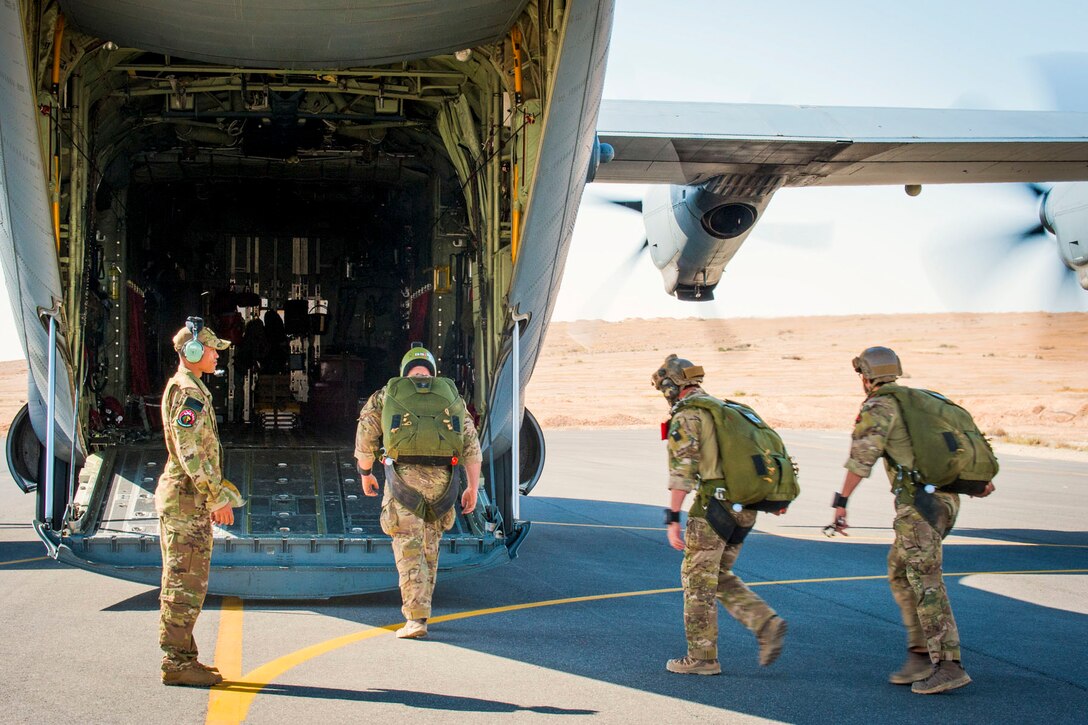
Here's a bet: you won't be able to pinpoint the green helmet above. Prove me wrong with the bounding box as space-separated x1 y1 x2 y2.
401 343 436 376
852 346 902 384
652 354 705 403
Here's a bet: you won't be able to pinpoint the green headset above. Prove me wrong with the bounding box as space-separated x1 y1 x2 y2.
183 317 206 363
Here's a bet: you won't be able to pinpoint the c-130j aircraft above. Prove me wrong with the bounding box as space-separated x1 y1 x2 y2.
3 0 1088 598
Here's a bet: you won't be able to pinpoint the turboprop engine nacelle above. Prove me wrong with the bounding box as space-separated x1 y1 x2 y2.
1040 182 1088 290
642 184 771 300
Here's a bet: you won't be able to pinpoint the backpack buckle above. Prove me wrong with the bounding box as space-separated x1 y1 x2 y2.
713 487 728 501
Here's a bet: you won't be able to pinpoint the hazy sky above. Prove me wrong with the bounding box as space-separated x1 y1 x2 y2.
1 0 1086 361
553 0 1088 320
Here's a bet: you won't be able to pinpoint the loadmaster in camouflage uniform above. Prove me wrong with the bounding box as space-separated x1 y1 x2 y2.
830 346 993 695
356 344 482 639
654 354 787 676
155 317 244 687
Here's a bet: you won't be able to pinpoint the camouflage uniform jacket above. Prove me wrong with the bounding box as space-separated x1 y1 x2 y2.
155 368 233 517
355 384 482 500
844 387 915 490
666 388 724 496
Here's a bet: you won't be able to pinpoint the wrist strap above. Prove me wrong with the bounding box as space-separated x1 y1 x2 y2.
664 508 681 525
832 492 849 509
360 466 373 476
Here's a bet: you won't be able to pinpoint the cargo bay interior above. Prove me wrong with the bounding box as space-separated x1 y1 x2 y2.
98 78 488 429
63 48 522 542
121 172 472 440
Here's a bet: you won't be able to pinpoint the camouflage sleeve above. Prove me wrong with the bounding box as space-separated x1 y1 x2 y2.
461 406 483 465
168 388 224 506
354 387 385 460
844 396 898 477
666 408 705 492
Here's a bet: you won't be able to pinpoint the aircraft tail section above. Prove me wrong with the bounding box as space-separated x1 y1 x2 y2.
0 2 81 471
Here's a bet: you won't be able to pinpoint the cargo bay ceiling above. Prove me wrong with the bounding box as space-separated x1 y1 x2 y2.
58 0 531 68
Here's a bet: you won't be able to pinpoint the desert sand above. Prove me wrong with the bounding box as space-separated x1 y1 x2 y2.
0 360 26 436
0 313 1085 450
526 312 1088 451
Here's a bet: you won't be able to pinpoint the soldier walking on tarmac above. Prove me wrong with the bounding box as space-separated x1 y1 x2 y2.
356 344 482 639
829 346 994 694
654 354 788 676
156 317 244 687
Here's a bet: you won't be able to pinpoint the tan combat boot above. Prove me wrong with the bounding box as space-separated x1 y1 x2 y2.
397 618 428 639
757 616 788 666
911 660 971 694
666 656 721 675
889 651 934 685
162 662 224 687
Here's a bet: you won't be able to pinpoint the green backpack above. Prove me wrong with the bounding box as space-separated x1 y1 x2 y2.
870 383 999 486
673 395 800 509
381 376 466 461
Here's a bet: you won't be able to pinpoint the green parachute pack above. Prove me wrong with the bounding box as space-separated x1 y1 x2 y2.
673 395 800 512
381 376 466 461
870 383 999 486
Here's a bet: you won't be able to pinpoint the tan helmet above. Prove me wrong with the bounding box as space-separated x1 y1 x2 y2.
652 354 705 402
852 346 902 384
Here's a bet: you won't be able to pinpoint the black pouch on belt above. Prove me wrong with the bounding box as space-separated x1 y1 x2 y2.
705 498 753 545
912 487 942 529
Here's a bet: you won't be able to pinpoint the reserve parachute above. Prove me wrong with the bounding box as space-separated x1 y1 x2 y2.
673 395 800 512
381 376 465 461
870 384 999 487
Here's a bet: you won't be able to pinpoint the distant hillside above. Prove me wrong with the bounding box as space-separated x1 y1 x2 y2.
527 312 1088 451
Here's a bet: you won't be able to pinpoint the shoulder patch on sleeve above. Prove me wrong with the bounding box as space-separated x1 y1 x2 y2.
182 396 205 412
176 408 197 428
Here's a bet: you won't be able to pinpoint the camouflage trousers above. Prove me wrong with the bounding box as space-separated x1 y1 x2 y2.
681 513 776 660
888 492 961 663
158 513 212 670
380 490 456 621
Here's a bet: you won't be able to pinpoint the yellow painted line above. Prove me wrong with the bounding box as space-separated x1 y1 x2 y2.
0 556 48 566
207 624 401 724
204 567 1088 724
215 598 245 678
208 597 245 722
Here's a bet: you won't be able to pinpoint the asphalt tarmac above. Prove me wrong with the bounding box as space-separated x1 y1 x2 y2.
1 429 1086 724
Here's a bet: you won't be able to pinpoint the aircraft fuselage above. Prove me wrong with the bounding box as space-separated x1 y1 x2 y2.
0 0 615 597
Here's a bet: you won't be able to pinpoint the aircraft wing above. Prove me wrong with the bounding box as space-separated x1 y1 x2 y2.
595 100 1088 189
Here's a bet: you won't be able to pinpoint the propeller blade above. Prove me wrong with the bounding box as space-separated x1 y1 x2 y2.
924 222 1048 309
1045 253 1087 310
1025 183 1049 200
608 199 643 214
573 238 651 324
598 238 650 297
1015 223 1047 243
